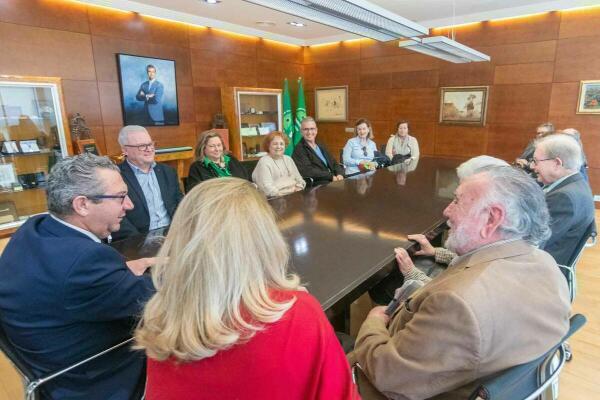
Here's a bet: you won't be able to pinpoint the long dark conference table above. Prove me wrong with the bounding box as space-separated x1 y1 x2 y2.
112 157 461 311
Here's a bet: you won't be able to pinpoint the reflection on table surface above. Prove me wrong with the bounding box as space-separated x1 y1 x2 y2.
112 157 461 310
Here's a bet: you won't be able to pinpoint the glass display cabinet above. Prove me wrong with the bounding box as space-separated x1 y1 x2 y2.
221 87 282 161
0 76 72 236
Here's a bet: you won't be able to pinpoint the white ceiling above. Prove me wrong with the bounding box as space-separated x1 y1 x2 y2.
85 0 599 45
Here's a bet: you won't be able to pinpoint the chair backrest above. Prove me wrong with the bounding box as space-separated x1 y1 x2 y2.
566 220 596 268
469 314 587 400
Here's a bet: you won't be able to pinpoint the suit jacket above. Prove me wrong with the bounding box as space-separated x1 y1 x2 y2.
352 240 570 400
186 155 250 192
544 172 595 266
292 138 345 184
113 161 183 241
0 214 155 399
136 80 164 123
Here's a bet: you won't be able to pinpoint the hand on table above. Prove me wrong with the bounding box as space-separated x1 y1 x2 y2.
407 234 435 257
394 247 415 276
333 175 344 181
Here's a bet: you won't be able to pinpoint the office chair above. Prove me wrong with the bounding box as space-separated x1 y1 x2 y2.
558 221 597 303
469 313 587 400
0 321 134 400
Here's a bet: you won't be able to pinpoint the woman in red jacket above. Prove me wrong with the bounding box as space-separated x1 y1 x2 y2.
135 177 359 400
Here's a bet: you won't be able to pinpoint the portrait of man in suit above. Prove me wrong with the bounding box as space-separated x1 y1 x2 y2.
117 54 179 127
136 64 165 125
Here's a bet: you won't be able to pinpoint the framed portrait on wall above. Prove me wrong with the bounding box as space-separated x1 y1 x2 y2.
577 80 600 114
439 86 488 126
315 86 348 122
116 53 180 126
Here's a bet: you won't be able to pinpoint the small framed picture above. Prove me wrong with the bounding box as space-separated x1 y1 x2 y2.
577 80 600 114
315 86 348 122
0 163 18 189
1 141 19 154
74 138 100 155
439 86 489 126
19 140 40 153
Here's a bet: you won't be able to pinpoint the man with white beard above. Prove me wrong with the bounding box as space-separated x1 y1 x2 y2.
350 166 571 400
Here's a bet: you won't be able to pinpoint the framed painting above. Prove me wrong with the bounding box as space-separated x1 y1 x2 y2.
577 80 600 114
315 86 348 122
116 53 179 126
439 86 488 126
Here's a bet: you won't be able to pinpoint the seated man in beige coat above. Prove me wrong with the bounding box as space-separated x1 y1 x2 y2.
351 166 571 400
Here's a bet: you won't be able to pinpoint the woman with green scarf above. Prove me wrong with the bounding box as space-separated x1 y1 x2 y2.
187 130 250 192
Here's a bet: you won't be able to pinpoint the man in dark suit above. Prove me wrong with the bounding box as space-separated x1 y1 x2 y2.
136 64 165 125
532 133 595 266
292 116 345 184
0 153 155 399
112 125 183 241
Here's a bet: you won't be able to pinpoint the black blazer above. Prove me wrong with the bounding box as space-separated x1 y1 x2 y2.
292 138 345 184
113 161 183 241
186 155 250 192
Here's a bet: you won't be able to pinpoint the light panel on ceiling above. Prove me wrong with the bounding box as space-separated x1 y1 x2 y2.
242 0 428 41
398 36 490 63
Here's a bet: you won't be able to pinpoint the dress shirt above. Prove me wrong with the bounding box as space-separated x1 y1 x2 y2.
50 213 101 243
385 134 420 160
342 137 377 174
313 145 329 167
127 160 170 230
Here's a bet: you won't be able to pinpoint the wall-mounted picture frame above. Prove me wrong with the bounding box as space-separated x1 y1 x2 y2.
315 86 348 122
577 80 600 114
439 86 488 126
116 53 179 126
74 138 100 155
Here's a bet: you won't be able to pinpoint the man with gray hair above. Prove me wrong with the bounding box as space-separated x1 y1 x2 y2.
532 133 595 266
0 153 155 399
352 166 570 399
113 125 183 241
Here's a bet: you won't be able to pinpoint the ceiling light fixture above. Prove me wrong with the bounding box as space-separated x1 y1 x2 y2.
203 0 222 4
242 0 428 41
398 0 490 63
256 21 277 27
398 36 490 63
287 21 306 27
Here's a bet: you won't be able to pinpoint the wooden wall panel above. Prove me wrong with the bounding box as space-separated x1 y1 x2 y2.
494 62 555 85
438 62 494 86
435 125 487 158
360 73 392 90
0 0 89 33
489 84 552 124
390 88 438 121
480 41 557 65
304 40 360 64
360 53 440 74
487 123 539 161
97 81 123 126
61 80 103 126
559 7 600 39
0 22 96 80
257 39 304 64
189 27 258 56
392 70 439 89
554 36 600 82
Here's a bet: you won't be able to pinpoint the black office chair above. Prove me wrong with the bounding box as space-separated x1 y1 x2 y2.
558 221 597 303
469 313 587 400
0 321 135 400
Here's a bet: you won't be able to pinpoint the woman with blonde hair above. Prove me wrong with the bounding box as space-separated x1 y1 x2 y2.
252 131 306 197
135 178 358 400
342 118 378 174
186 130 249 191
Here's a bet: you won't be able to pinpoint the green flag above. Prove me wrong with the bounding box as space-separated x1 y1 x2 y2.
292 77 306 153
282 79 294 155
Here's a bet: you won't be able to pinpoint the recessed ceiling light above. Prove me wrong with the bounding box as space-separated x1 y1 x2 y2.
203 0 221 4
287 21 306 27
256 21 276 27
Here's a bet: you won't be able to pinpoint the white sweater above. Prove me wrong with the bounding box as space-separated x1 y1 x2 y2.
252 155 306 197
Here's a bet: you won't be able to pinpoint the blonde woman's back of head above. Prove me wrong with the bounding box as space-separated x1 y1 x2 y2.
135 178 301 362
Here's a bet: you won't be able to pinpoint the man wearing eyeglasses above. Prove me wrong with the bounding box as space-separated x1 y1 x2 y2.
113 125 183 241
532 134 595 266
0 153 155 399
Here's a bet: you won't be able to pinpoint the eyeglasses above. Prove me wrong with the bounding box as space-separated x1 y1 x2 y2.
123 142 156 151
87 194 129 204
362 146 367 157
530 157 554 165
301 127 317 132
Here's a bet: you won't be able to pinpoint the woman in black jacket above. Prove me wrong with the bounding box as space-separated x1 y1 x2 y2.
187 130 250 192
